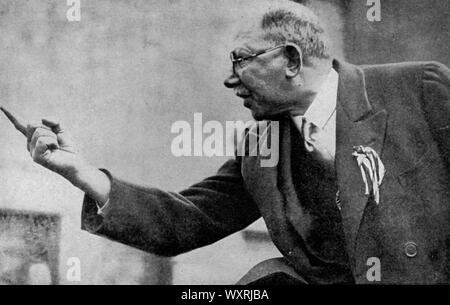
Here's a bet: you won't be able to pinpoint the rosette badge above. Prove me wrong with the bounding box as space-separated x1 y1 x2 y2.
352 145 385 204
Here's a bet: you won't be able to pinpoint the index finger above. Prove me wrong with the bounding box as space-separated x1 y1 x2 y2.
0 106 28 137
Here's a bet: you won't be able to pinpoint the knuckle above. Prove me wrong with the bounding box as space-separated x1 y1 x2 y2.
26 125 37 138
37 126 52 135
30 148 38 160
36 137 45 146
33 140 44 152
38 137 53 147
32 153 44 165
32 128 55 142
31 129 39 141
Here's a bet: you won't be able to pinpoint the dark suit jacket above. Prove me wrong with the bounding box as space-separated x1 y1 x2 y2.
81 60 450 284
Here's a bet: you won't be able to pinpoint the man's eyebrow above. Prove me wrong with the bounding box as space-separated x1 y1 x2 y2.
232 47 253 57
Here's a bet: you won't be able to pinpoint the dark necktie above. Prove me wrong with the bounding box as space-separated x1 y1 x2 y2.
301 116 341 210
301 116 336 174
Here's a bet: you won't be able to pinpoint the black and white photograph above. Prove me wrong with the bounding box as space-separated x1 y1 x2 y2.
0 0 449 293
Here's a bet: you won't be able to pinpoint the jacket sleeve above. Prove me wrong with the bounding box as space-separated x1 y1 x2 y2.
81 157 261 256
422 61 450 171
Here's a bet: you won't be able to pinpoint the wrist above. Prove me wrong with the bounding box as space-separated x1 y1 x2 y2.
71 160 111 204
64 156 92 188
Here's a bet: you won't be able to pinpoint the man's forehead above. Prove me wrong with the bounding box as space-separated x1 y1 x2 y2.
232 27 269 51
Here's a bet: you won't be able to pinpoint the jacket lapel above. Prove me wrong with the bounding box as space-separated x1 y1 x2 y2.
333 60 387 263
278 119 312 239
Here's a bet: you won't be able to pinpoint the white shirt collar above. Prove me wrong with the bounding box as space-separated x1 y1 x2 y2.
292 68 339 130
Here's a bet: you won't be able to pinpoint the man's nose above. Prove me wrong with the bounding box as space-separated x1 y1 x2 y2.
224 72 240 88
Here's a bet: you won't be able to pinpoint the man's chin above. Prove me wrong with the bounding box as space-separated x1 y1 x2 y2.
249 109 265 121
250 109 285 121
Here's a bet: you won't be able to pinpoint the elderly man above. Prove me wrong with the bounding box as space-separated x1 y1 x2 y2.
2 0 450 284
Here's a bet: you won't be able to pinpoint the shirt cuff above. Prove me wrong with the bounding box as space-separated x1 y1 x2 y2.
94 168 113 215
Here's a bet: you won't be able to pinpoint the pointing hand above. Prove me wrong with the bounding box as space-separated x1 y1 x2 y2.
1 106 78 178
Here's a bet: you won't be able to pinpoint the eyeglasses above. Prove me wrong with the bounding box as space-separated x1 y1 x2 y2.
230 44 286 72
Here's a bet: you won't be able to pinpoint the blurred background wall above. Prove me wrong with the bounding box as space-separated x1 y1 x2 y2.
343 0 450 66
0 0 448 284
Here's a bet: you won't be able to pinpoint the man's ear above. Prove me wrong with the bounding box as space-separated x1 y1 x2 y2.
284 44 303 79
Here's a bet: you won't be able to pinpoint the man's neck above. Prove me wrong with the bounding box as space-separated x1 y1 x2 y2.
289 64 333 117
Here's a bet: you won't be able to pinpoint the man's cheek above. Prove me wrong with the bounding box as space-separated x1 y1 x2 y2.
241 74 262 92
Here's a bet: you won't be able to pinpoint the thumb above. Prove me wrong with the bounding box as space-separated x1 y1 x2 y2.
41 118 75 153
42 118 63 133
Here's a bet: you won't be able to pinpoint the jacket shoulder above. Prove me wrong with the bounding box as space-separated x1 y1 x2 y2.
359 61 450 78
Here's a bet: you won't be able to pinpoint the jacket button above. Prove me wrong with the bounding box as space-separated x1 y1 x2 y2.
404 242 418 258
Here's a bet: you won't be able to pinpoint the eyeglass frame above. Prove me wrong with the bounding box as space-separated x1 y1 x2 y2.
229 43 303 74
